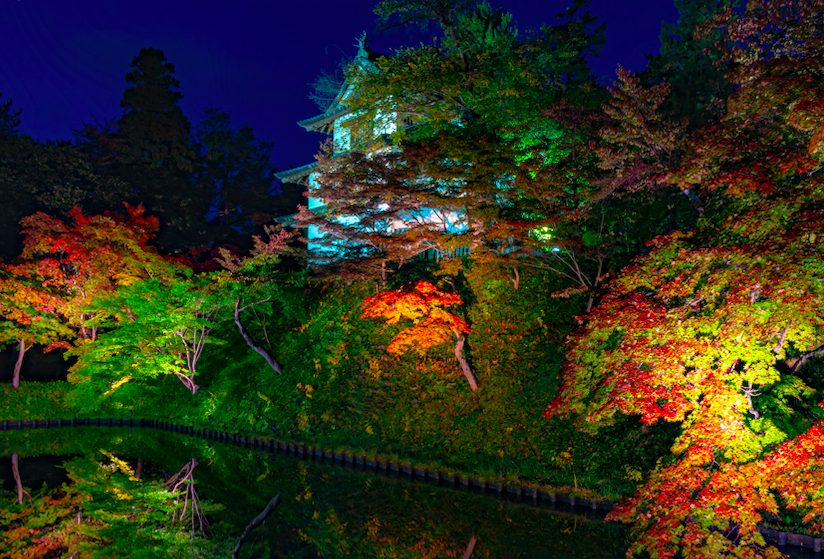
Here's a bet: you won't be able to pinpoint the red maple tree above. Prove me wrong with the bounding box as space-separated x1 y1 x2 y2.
17 204 174 342
547 2 823 555
361 280 477 391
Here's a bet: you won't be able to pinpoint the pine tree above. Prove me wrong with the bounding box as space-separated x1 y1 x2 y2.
0 91 22 140
113 48 204 251
195 109 276 246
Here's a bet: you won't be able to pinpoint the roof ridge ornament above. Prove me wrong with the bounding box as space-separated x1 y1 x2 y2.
355 31 368 59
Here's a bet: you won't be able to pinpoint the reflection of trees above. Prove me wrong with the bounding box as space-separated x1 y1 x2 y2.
1 433 627 558
232 495 280 559
165 458 206 535
10 453 29 504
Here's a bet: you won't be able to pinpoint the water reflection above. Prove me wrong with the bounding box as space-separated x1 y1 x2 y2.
0 428 635 557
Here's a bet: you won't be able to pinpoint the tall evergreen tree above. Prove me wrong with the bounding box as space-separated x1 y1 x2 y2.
643 0 731 128
0 92 22 140
113 48 204 251
195 109 276 246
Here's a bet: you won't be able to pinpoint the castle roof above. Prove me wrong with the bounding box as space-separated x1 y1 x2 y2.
273 161 316 184
295 32 381 134
276 34 381 184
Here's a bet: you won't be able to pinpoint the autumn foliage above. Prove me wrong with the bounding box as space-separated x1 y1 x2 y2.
546 9 824 553
547 197 824 557
361 281 477 391
0 2 822 558
16 204 172 341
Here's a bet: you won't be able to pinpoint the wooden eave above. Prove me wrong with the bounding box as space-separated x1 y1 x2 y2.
274 161 317 184
296 109 349 134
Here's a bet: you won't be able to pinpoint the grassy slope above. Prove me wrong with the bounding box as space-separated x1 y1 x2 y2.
0 266 676 500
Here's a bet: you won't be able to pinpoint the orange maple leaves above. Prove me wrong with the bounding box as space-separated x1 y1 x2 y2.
361 281 478 390
362 281 469 355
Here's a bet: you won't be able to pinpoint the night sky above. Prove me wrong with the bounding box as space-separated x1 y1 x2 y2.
0 0 678 175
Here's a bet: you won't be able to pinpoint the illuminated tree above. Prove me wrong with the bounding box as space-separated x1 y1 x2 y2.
595 67 686 203
361 281 476 391
302 1 610 285
0 453 226 558
17 204 174 343
547 182 823 556
0 127 128 259
0 265 70 388
546 4 824 551
216 224 303 375
68 274 221 398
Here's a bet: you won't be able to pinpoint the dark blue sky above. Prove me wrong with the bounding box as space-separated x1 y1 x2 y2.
0 0 677 172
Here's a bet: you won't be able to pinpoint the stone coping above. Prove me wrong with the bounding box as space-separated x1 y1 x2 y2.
2 418 822 554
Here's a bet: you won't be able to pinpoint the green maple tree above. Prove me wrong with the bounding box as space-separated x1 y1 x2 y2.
68 273 222 402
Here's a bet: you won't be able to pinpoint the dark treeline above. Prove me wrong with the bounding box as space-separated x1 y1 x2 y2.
0 48 299 260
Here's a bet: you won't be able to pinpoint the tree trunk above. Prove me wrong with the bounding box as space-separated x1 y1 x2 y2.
234 300 282 374
174 371 199 394
12 339 29 390
454 334 478 392
11 454 23 504
462 535 478 559
681 188 704 214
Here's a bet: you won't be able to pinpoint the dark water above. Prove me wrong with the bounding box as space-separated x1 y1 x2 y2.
0 427 628 558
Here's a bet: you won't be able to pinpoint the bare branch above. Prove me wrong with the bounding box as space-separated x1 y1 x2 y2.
232 495 281 559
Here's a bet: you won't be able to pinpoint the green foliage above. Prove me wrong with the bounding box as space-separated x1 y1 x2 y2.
0 427 631 559
0 382 75 420
0 450 228 558
3 5 821 559
547 38 824 555
68 273 224 405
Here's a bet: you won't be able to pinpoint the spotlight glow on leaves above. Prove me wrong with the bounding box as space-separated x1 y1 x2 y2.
361 281 477 390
